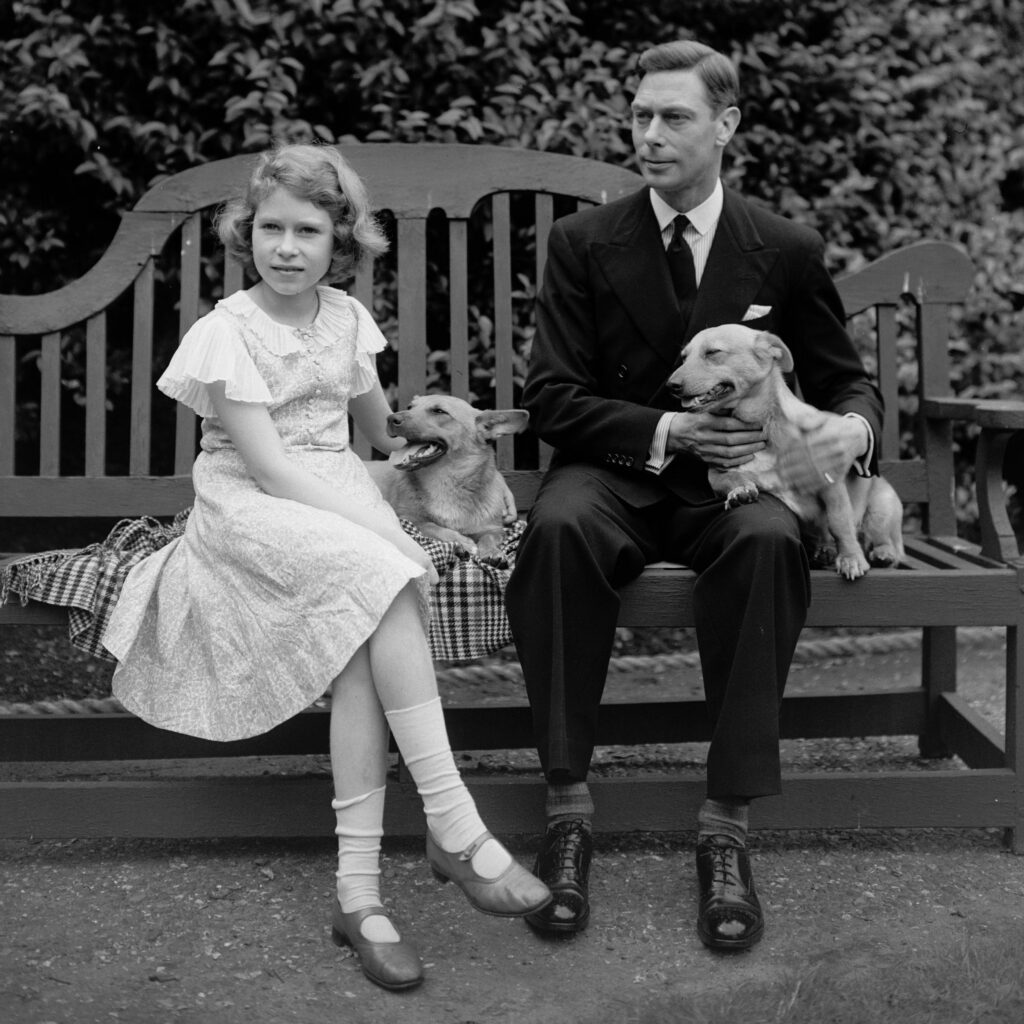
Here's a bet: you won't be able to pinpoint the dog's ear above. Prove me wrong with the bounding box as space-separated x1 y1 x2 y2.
755 332 794 373
476 409 530 440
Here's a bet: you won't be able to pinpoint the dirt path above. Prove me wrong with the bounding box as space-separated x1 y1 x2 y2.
2 634 1023 1023
2 828 1022 1024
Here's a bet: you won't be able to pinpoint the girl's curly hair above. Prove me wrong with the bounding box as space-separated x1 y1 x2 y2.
216 143 388 283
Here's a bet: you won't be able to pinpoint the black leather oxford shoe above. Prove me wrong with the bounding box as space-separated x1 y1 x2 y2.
695 835 764 950
524 818 593 934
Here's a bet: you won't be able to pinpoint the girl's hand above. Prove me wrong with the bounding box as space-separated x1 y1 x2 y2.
499 477 518 525
386 529 440 586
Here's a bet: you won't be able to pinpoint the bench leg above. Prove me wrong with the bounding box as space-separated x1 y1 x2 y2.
1004 623 1024 854
919 625 956 759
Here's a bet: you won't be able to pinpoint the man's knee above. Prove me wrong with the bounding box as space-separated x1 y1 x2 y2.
727 497 803 552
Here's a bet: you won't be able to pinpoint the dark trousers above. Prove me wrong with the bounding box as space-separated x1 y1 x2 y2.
504 463 811 800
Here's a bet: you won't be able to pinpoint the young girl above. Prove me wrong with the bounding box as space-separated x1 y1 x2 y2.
102 143 549 992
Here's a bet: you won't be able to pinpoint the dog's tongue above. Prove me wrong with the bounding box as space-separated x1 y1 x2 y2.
388 442 445 471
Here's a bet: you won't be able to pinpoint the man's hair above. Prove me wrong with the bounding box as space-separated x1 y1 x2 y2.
637 41 739 113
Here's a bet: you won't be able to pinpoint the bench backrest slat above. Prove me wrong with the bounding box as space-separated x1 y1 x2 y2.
396 217 429 405
448 218 471 402
0 145 973 541
492 194 516 469
129 263 156 476
84 313 107 477
0 337 14 475
875 306 900 461
39 332 62 477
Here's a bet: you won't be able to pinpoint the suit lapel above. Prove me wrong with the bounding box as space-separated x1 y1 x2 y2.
685 189 779 344
591 190 683 366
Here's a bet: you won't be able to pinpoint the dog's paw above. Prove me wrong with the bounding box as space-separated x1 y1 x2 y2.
475 533 503 562
724 484 759 509
808 543 837 569
866 543 901 568
835 552 870 580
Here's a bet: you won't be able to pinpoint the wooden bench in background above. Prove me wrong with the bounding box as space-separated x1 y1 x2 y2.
2 144 1023 846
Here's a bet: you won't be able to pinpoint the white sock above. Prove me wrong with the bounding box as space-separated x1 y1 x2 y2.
332 787 399 943
385 697 511 878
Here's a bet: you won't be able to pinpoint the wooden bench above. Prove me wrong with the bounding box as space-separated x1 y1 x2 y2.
2 144 1023 846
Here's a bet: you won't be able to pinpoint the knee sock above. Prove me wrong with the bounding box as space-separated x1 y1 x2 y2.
332 786 399 943
384 697 511 878
698 798 749 846
546 781 594 827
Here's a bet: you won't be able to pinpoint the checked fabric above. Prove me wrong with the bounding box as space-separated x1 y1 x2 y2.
0 513 526 667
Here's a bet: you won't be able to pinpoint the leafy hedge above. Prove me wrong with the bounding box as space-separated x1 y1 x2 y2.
2 0 1021 539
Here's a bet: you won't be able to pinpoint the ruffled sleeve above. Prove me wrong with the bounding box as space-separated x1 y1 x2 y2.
157 310 274 418
349 296 389 397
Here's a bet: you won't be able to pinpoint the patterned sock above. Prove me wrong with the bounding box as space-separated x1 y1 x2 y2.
697 798 749 847
546 781 595 827
332 786 399 943
385 697 511 878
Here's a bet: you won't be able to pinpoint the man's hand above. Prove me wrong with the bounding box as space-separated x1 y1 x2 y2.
777 413 870 492
666 411 766 469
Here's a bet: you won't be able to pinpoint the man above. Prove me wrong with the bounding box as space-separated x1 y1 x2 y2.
505 40 882 949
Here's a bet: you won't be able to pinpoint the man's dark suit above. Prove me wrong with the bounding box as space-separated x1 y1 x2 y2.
505 184 883 799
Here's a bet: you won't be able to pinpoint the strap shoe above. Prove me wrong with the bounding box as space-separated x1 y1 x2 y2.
330 902 424 991
426 831 552 917
695 835 764 950
524 818 593 934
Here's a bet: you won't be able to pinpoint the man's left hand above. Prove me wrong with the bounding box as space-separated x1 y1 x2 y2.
779 413 870 491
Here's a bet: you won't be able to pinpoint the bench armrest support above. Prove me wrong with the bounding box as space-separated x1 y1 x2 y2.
924 398 1024 564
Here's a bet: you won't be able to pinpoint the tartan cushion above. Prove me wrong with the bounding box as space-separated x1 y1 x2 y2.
0 512 524 665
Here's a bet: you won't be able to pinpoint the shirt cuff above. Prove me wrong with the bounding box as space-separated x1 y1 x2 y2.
645 412 676 474
845 412 874 477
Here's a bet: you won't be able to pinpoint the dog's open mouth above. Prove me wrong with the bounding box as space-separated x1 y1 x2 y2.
677 382 734 412
387 440 448 471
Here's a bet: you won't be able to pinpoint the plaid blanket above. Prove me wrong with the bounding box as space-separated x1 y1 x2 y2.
0 512 525 665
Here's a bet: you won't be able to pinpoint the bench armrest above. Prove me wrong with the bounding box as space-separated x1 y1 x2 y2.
923 397 1024 430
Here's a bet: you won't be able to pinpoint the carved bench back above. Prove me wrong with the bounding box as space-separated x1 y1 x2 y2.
0 144 972 538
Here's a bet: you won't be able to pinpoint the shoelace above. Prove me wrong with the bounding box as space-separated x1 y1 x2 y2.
707 841 742 890
551 822 588 875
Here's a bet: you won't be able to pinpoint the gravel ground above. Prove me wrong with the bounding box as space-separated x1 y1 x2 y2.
2 629 1022 1023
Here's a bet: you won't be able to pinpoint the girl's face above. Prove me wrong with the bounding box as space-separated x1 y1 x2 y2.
251 187 334 301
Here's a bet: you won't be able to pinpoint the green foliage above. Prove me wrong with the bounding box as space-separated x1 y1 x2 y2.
2 0 1022 531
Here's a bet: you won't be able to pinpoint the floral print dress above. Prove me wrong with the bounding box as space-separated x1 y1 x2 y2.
103 286 428 740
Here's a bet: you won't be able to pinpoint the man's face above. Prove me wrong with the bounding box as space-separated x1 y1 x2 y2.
631 68 739 211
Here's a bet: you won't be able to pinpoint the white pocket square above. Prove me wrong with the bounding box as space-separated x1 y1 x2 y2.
742 304 772 321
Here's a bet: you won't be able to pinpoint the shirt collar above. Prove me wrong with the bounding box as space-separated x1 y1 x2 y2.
649 180 724 237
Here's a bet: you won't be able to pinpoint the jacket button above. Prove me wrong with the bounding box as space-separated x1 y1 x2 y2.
617 364 628 379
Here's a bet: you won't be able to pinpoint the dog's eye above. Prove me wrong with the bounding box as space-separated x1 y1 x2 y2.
703 348 721 359
429 407 450 418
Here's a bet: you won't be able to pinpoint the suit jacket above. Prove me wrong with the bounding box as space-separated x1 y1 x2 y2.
523 185 884 505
